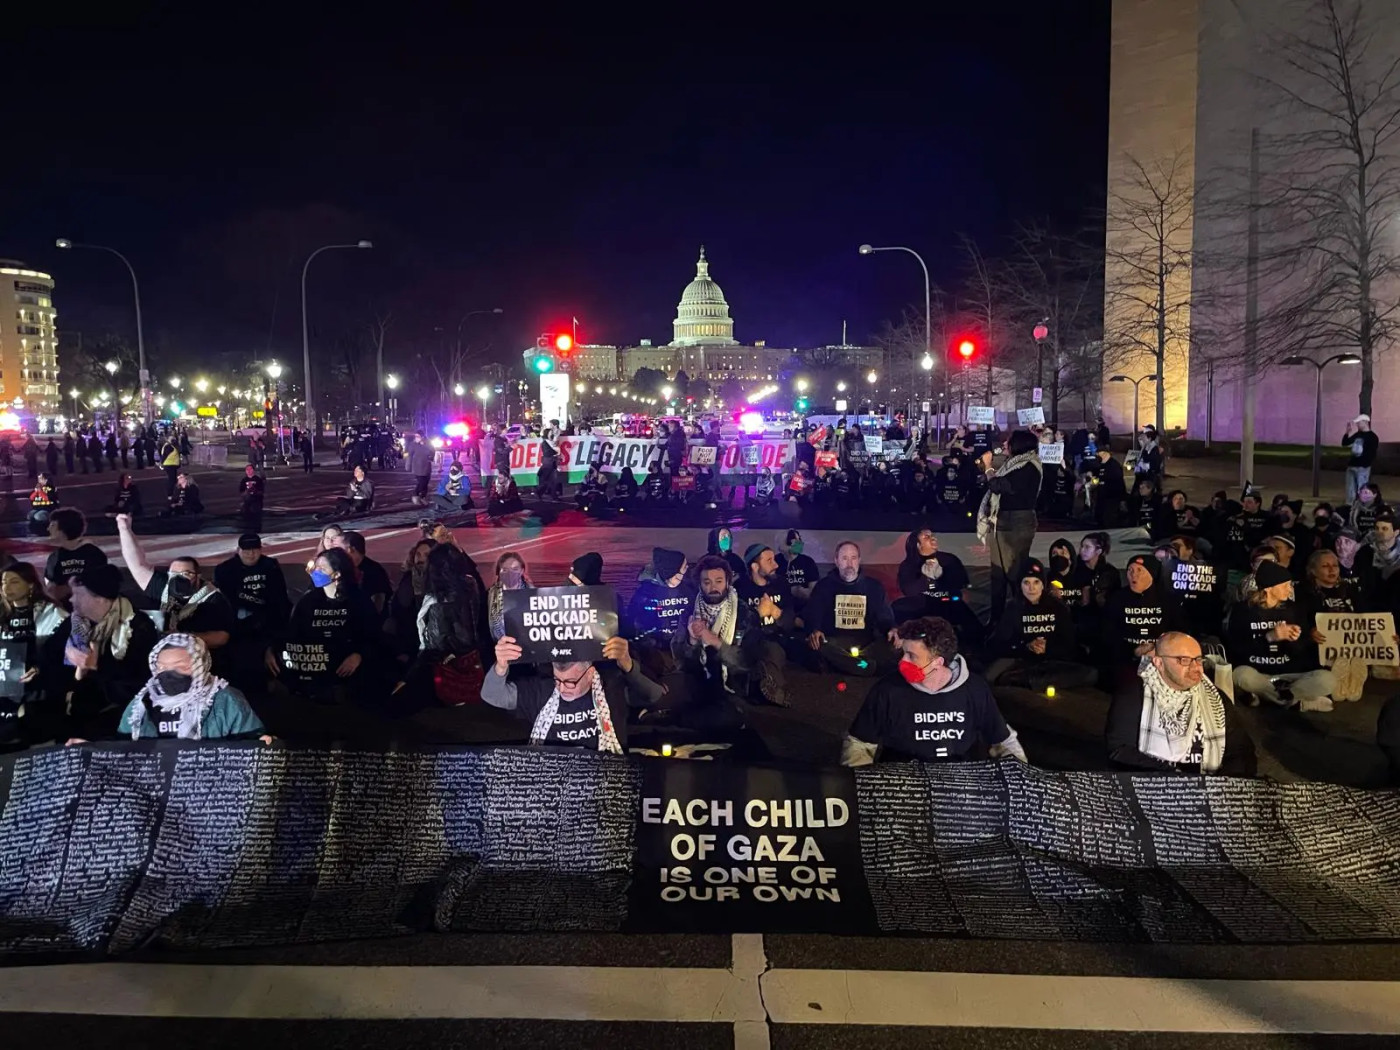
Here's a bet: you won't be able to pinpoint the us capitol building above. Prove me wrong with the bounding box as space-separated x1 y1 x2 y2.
571 247 881 383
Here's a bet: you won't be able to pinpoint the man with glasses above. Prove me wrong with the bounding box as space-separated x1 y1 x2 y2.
116 514 234 653
1106 631 1256 776
485 633 662 752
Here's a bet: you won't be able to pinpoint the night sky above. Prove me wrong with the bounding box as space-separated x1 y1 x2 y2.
2 5 1110 372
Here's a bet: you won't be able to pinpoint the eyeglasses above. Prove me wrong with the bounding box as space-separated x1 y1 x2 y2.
553 668 591 689
1158 654 1205 668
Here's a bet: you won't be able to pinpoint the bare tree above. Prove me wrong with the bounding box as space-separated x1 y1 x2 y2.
1102 150 1196 434
956 235 1018 405
1251 0 1400 415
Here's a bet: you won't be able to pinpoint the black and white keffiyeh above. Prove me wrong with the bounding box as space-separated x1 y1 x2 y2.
975 450 1042 542
690 588 738 646
528 670 622 754
126 632 228 741
1136 660 1227 772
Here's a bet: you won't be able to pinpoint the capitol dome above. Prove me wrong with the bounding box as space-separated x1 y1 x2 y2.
672 246 738 346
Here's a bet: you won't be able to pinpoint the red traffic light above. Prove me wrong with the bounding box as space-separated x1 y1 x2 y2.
1032 323 1049 341
554 333 574 354
958 339 976 360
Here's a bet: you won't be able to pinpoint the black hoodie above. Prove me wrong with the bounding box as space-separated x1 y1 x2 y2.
989 591 1076 660
1045 537 1079 596
705 528 746 578
1099 556 1179 667
897 531 970 605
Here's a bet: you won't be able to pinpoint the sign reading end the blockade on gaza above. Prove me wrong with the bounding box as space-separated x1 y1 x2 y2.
1316 612 1399 666
501 585 618 663
630 761 873 933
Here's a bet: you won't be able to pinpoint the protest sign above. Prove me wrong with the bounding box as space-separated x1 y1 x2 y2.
688 445 717 466
1316 612 1399 666
742 445 761 466
282 641 331 676
0 642 24 698
1017 406 1046 426
863 435 884 455
672 474 697 492
966 406 996 425
815 451 839 470
502 585 619 663
1037 442 1064 465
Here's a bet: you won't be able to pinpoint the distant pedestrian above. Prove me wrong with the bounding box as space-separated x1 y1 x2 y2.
63 433 75 474
133 434 147 470
105 432 118 471
88 433 104 473
160 435 181 497
119 431 130 468
22 435 39 481
44 438 59 477
1343 414 1379 504
301 433 315 474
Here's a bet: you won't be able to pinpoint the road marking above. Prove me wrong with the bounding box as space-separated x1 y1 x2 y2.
1 963 1397 1036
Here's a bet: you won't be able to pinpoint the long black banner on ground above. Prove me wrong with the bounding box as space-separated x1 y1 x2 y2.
2 742 1399 960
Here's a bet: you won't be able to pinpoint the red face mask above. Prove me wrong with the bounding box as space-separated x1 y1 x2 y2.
898 658 927 685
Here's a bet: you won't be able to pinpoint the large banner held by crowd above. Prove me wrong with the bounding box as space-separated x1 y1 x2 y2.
2 744 1400 961
492 437 796 484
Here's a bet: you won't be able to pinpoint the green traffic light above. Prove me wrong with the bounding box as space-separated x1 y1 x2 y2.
532 356 554 373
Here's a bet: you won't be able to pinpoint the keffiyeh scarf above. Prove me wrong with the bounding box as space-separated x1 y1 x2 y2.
1136 660 1227 772
976 450 1043 542
690 589 738 646
126 632 229 741
77 596 137 661
529 670 622 754
160 579 219 631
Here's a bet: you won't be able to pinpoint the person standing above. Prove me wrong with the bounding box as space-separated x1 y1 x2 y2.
22 434 39 481
118 430 130 468
62 432 76 474
1343 414 1379 504
300 431 315 474
44 438 59 478
159 433 182 497
976 429 1043 626
88 432 104 474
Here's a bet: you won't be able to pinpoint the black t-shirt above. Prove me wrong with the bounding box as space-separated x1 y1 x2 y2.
1102 589 1174 664
358 556 393 609
509 670 631 751
1226 598 1307 674
142 570 237 636
213 554 289 631
283 586 380 686
735 574 792 626
44 543 108 586
776 552 819 591
849 665 1011 762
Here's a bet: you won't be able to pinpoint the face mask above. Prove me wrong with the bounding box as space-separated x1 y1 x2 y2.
168 574 196 600
1050 554 1070 576
501 569 522 587
718 535 731 552
311 569 333 588
1315 518 1328 529
898 658 928 685
155 670 193 696
789 540 804 556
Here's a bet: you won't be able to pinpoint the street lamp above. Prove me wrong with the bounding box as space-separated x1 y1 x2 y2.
169 377 181 390
920 354 934 371
56 238 150 423
1108 374 1159 450
266 361 285 460
104 360 118 376
195 378 209 393
866 371 878 384
68 387 79 418
796 378 809 393
302 240 373 451
859 242 931 419
661 385 674 401
385 374 400 422
836 380 847 393
1282 354 1362 496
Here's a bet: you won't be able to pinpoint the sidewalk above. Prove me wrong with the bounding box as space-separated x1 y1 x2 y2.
1161 454 1394 508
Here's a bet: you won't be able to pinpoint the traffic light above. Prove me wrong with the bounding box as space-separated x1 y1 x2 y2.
554 333 574 354
528 334 556 374
957 338 976 361
795 396 810 412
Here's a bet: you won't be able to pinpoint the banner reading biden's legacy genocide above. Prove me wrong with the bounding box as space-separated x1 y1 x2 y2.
501 585 618 663
487 436 796 484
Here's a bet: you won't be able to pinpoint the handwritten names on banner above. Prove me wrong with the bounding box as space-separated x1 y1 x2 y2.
1316 612 1400 666
501 586 619 662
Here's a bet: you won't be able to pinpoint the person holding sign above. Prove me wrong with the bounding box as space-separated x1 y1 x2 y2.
1106 632 1256 776
842 616 1025 767
118 634 265 741
804 542 897 677
266 547 381 704
1227 560 1337 711
0 563 65 750
485 633 660 752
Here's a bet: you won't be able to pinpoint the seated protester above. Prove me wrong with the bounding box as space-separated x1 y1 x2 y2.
666 555 762 726
1045 537 1079 596
1128 476 1162 533
486 549 533 641
109 473 144 517
389 539 437 657
750 466 778 508
1299 551 1363 640
165 470 204 517
43 506 108 608
775 530 819 606
1346 482 1385 536
1302 502 1338 558
1332 527 1375 601
485 633 662 752
335 530 393 617
237 465 266 524
624 547 695 644
27 472 59 536
894 528 980 648
1224 488 1271 570
804 541 898 677
735 543 798 707
1233 544 1280 606
1366 510 1400 583
984 558 1095 690
568 551 605 588
1197 490 1233 550
785 461 815 504
487 467 524 518
1265 532 1302 581
1106 632 1257 776
614 466 640 502
266 547 380 703
116 513 234 652
0 563 65 750
705 526 746 579
1099 553 1180 687
576 465 610 513
118 633 265 741
842 615 1026 767
1072 531 1121 639
435 460 474 512
1269 497 1311 553
1153 489 1201 540
397 544 484 709
51 563 160 741
335 464 375 516
213 532 291 647
1227 559 1337 711
1156 535 1226 636
641 461 669 502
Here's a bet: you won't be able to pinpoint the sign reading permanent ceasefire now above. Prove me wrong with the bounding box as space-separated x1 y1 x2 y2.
488 436 795 483
631 761 873 932
502 585 618 662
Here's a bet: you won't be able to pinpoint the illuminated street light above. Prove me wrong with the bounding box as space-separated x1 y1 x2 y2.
475 385 491 402
104 360 118 376
866 371 878 384
661 385 674 401
836 381 847 392
386 374 400 390
454 383 465 397
796 378 809 393
169 377 181 389
921 353 934 370
195 377 209 393
217 385 226 396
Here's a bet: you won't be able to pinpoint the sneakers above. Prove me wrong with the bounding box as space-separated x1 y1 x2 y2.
1299 696 1334 712
759 665 791 707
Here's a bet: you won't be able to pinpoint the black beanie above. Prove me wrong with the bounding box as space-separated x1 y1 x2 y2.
1254 560 1293 590
652 547 685 580
76 563 123 601
1018 557 1048 584
571 552 604 586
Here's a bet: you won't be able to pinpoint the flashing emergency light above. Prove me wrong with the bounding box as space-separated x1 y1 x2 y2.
0 410 19 431
443 422 472 439
739 411 765 435
430 437 446 449
958 339 976 360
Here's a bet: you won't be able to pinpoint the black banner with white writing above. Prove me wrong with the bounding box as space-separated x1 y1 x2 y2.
502 586 618 662
2 744 1400 961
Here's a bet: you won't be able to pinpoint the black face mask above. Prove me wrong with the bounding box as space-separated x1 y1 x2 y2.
1315 518 1329 530
1050 554 1071 576
168 574 196 601
155 670 193 696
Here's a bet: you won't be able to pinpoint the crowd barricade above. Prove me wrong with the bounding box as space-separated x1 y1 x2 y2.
2 742 1399 960
190 444 229 467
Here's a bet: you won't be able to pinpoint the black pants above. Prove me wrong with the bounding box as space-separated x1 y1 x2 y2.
891 596 984 649
164 465 179 497
304 452 315 474
989 510 1037 628
984 657 1097 693
414 474 431 499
